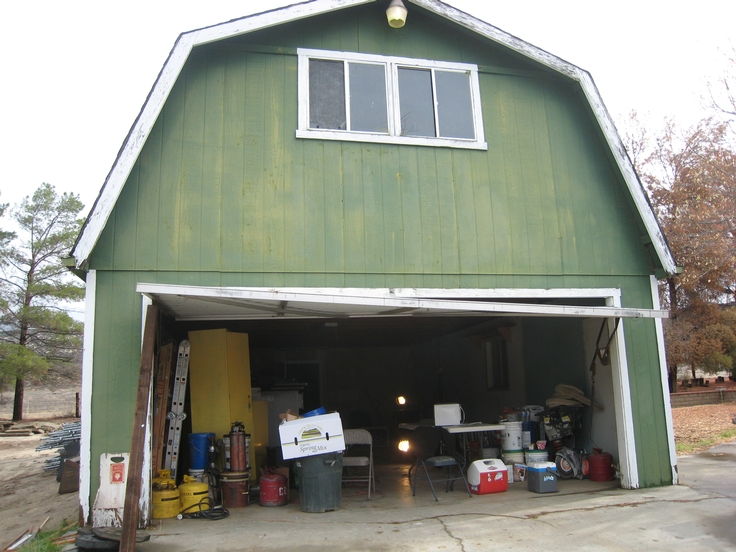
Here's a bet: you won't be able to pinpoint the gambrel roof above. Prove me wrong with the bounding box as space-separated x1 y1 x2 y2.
70 0 677 275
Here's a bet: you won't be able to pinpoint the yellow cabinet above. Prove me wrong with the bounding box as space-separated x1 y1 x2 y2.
188 329 255 475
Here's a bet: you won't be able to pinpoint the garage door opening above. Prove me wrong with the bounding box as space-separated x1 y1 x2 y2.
136 284 667 493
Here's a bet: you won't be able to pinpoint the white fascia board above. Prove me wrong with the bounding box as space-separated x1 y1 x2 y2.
411 0 676 275
576 72 677 275
71 0 373 269
72 31 197 268
136 284 668 319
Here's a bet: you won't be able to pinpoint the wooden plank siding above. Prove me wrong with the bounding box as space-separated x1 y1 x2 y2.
86 1 671 496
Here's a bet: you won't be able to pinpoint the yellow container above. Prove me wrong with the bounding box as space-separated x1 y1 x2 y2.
152 469 180 519
152 487 181 519
179 475 210 513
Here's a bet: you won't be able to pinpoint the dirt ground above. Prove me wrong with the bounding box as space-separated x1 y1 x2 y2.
671 402 736 449
1 399 735 545
0 431 79 544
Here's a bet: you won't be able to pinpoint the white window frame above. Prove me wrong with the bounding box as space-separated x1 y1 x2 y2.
297 48 487 150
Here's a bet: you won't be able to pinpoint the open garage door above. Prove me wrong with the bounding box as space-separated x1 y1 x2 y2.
135 284 670 490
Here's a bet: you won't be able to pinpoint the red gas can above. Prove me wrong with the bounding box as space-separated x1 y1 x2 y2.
259 470 288 506
588 448 615 482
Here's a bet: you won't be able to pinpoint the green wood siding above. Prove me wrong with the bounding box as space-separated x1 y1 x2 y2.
86 2 671 496
93 61 654 279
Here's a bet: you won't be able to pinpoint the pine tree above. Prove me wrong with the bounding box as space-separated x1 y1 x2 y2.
0 183 85 421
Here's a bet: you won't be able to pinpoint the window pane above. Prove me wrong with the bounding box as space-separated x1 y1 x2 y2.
349 63 388 133
398 67 436 137
435 71 475 139
309 59 346 130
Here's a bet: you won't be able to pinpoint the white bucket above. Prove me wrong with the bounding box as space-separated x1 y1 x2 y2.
525 450 549 464
501 449 525 465
501 421 523 451
188 468 205 482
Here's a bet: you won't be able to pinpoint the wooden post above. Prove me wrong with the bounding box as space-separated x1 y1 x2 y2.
120 304 158 552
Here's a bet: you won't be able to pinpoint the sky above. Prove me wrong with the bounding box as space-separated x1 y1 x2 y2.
0 0 734 216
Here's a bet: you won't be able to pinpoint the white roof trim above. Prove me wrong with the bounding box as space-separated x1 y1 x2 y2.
136 284 669 320
72 0 676 275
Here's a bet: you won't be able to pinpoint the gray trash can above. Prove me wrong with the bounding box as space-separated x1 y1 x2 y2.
296 452 343 512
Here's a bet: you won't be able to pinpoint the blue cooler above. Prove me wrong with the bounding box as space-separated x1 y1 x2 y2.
527 461 558 493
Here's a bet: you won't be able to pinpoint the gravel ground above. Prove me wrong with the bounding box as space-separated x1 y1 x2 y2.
671 403 736 453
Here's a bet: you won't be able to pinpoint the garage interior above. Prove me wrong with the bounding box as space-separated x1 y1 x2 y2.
144 286 624 483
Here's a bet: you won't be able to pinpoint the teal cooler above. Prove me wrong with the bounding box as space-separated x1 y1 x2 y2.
527 462 558 493
295 452 343 512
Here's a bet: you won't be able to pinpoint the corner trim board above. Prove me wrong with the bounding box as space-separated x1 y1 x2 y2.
80 269 96 524
651 275 678 484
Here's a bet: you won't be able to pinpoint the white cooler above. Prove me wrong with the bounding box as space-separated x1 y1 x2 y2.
467 458 508 494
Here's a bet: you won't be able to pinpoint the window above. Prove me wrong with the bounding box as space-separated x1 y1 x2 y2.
297 48 486 150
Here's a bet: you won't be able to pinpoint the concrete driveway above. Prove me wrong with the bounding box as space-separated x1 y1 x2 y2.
137 443 736 551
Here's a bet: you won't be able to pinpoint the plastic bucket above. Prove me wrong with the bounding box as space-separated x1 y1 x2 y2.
501 421 523 451
501 449 525 465
525 450 549 464
187 468 205 482
188 433 214 470
221 471 250 508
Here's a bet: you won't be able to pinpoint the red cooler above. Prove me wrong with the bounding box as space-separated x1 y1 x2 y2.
467 458 508 494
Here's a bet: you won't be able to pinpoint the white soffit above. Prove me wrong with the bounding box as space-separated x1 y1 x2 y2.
136 284 668 321
72 0 676 276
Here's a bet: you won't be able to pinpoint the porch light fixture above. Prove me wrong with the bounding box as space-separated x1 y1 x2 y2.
386 0 408 28
396 395 407 405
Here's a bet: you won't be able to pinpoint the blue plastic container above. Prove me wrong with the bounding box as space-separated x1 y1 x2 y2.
302 407 327 418
189 432 215 469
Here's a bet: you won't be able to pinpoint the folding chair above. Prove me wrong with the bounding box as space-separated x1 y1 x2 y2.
410 425 471 501
342 428 375 499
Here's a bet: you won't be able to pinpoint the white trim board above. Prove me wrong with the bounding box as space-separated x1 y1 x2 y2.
135 284 668 321
70 0 676 276
651 275 678 484
607 293 639 489
80 269 96 523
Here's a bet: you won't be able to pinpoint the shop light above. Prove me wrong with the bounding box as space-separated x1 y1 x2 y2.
386 0 408 28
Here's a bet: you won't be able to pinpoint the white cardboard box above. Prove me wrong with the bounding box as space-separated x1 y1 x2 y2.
278 412 345 460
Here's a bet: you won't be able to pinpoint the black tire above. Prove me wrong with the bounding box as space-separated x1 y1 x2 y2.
75 532 120 550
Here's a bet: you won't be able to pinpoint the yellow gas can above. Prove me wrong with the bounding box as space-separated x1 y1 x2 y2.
179 475 210 513
152 470 180 519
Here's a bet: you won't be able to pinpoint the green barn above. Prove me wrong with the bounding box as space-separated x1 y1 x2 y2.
68 0 678 525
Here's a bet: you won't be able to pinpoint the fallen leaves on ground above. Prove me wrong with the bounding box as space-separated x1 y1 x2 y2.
672 403 736 453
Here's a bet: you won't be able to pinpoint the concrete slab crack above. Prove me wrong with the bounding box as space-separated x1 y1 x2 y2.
437 516 467 552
